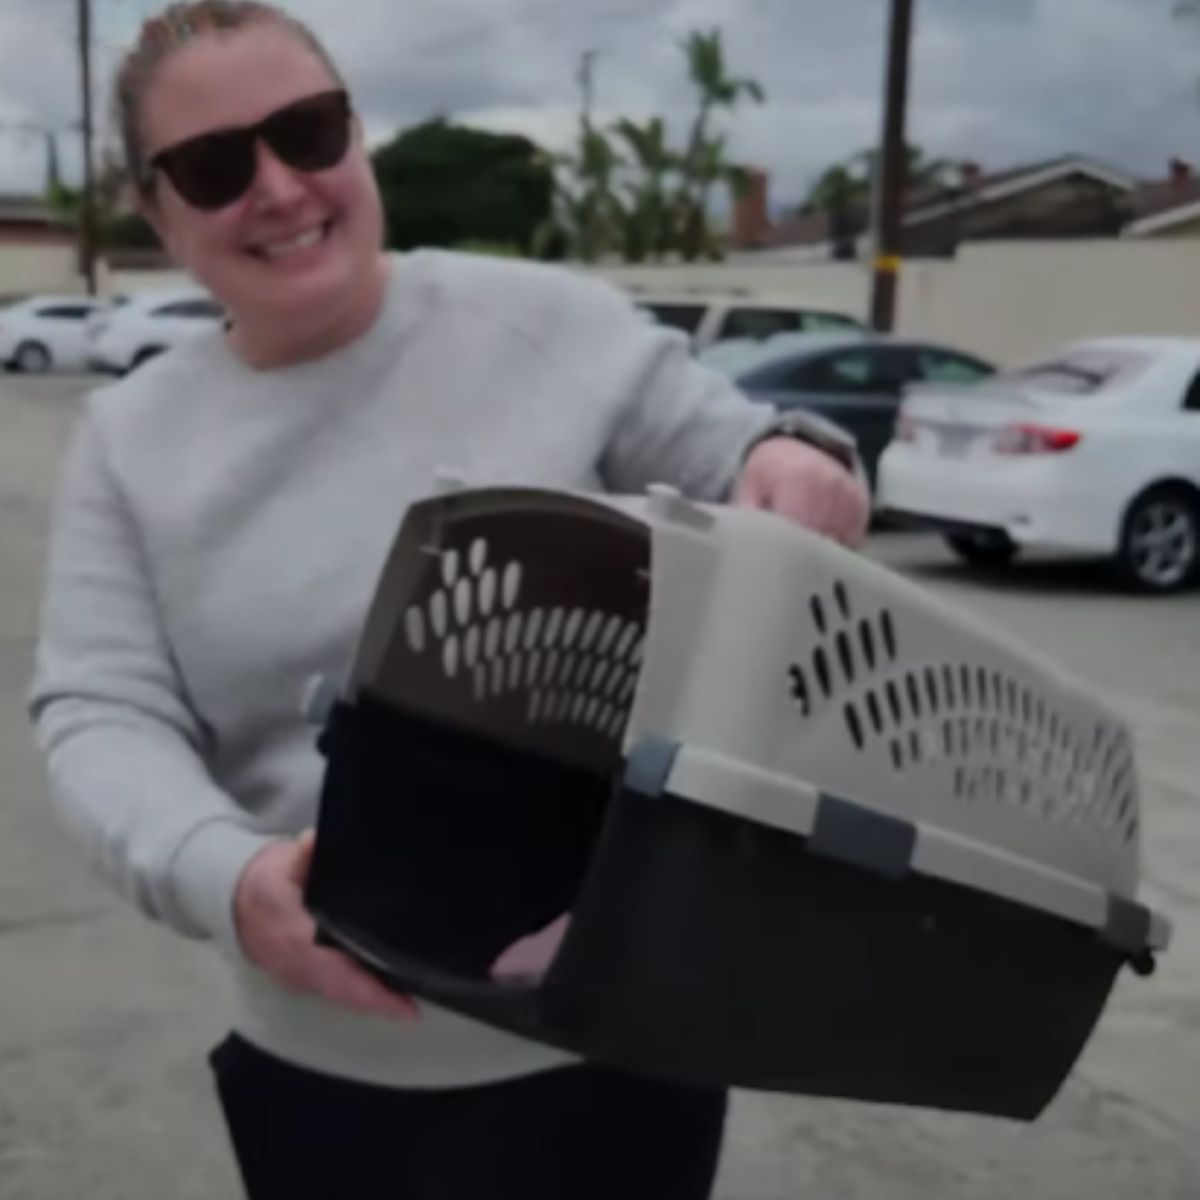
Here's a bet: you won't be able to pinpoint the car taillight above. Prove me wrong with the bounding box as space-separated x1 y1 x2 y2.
992 423 1081 455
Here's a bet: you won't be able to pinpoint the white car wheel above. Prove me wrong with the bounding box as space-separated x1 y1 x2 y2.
14 341 51 374
1118 489 1200 594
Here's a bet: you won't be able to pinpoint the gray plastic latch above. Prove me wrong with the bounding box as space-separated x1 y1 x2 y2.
623 736 682 798
810 794 916 881
1101 895 1153 955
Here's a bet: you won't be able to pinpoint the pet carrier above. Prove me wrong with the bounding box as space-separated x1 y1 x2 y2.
302 481 1170 1120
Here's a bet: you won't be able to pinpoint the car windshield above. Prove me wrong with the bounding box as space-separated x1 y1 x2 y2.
697 338 766 376
705 331 867 381
637 301 707 335
1000 348 1153 395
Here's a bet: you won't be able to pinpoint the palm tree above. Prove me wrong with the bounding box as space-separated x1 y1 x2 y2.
575 126 626 261
677 134 756 260
804 144 952 211
612 116 678 261
801 144 955 257
804 162 871 215
677 29 766 260
537 127 627 263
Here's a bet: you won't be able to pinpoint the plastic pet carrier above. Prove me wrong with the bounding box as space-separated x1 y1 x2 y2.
302 481 1171 1121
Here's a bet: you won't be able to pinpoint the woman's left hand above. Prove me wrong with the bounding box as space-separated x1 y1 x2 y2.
733 437 871 548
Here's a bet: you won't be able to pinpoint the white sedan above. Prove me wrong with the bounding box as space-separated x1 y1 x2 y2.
0 295 114 373
876 337 1200 592
88 288 225 374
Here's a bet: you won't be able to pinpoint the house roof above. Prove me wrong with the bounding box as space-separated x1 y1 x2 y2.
1123 177 1200 236
902 155 1136 226
769 154 1139 250
0 194 69 227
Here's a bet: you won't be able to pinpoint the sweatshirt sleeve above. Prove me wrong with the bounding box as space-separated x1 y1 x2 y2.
26 408 275 955
556 277 777 500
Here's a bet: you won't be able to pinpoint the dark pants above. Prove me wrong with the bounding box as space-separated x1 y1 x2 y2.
209 1034 728 1199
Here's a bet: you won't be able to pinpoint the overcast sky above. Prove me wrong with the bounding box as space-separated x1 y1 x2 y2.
2 0 1199 212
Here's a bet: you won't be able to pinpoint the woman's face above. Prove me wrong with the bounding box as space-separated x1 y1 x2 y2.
138 24 385 330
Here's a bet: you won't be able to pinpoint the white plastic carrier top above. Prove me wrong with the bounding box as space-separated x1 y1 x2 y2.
332 479 1170 959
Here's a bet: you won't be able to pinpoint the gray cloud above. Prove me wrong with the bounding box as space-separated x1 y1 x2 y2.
1 0 1197 215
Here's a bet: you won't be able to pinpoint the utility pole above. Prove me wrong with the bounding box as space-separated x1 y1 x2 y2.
869 0 914 332
578 49 600 132
77 0 98 295
576 49 602 261
45 129 62 194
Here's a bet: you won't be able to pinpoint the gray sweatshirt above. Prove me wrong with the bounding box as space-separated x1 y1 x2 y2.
28 250 790 1088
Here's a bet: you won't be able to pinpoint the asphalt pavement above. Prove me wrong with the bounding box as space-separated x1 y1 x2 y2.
1 373 1198 1199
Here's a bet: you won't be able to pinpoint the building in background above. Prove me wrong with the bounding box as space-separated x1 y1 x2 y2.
0 194 74 248
731 155 1200 259
1123 158 1200 239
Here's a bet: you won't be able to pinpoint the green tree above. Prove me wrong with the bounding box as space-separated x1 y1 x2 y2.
801 144 953 258
372 119 555 256
44 179 81 224
42 146 163 253
611 116 678 261
100 211 161 250
676 28 765 261
803 145 952 212
573 125 627 261
539 117 630 262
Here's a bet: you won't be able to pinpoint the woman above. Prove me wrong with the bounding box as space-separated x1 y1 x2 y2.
28 3 868 1197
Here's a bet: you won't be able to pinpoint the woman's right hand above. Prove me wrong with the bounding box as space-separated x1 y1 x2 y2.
233 830 419 1020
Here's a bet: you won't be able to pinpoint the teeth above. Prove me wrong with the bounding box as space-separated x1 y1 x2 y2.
258 226 326 260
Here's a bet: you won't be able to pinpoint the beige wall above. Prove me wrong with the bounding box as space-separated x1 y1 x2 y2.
6 240 1200 367
898 241 1200 363
0 244 83 298
0 247 197 302
597 239 1200 365
99 265 196 295
587 259 870 318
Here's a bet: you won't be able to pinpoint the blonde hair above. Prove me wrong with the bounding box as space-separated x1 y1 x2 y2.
115 1 345 194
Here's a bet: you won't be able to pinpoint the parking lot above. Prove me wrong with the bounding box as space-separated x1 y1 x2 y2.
1 372 1198 1200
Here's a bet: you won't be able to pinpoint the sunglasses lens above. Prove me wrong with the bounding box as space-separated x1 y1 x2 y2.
151 91 351 211
160 132 257 211
264 92 351 173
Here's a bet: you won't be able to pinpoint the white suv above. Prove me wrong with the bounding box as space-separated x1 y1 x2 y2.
89 289 225 374
630 292 865 350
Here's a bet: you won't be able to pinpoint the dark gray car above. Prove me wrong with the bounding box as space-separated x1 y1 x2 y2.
730 334 995 487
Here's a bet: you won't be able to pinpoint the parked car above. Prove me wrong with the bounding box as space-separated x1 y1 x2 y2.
630 290 866 350
711 332 995 488
88 288 225 374
0 295 116 374
697 330 849 378
876 336 1200 593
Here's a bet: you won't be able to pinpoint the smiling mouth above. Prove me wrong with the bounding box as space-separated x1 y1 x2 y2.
248 220 335 261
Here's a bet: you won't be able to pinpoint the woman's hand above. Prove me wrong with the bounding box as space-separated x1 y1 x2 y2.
233 830 419 1020
734 437 871 547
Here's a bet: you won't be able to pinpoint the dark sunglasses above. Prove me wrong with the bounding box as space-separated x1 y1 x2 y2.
147 89 353 211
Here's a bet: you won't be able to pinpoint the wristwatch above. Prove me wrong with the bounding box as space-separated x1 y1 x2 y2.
745 408 861 477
